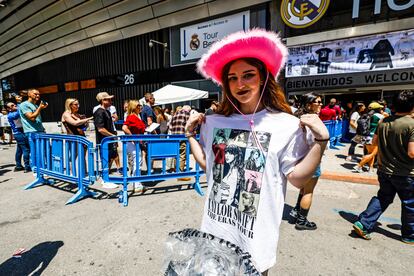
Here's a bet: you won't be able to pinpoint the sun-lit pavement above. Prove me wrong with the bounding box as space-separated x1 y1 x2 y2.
0 137 411 275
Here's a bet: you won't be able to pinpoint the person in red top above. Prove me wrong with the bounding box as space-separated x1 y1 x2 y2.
122 100 146 193
319 98 338 121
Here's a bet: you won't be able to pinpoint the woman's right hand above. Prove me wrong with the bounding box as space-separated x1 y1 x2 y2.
300 114 329 140
185 111 205 133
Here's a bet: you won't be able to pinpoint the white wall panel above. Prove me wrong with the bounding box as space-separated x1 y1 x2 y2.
64 0 88 9
45 39 65 52
70 1 104 18
121 18 160 38
208 0 268 16
40 1 68 20
92 30 124 46
152 0 204 17
79 8 111 28
68 39 94 52
85 19 117 37
64 30 89 45
51 46 72 59
157 4 209 29
23 39 42 52
107 0 148 17
47 11 75 28
114 6 154 28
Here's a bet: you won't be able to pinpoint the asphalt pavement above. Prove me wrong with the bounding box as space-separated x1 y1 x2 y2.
0 138 411 275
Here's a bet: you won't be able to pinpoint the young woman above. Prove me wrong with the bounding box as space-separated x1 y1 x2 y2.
184 29 329 274
346 103 366 161
61 98 92 136
154 106 169 134
290 92 324 230
122 100 146 193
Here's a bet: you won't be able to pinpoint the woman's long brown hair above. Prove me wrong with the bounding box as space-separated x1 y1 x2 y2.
216 58 292 116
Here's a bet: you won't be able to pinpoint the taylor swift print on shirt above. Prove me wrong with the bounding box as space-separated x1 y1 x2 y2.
210 128 271 218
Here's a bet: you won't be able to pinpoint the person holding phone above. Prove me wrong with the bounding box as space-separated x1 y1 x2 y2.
18 89 48 169
61 98 92 136
19 89 47 134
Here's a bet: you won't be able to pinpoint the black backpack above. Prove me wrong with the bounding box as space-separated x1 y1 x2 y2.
356 113 371 136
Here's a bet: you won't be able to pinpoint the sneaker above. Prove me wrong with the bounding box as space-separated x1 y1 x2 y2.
289 207 299 219
177 177 192 181
401 237 414 245
353 221 371 240
295 217 317 230
133 183 147 194
352 165 363 173
346 156 358 162
14 166 24 172
102 182 119 189
24 167 32 173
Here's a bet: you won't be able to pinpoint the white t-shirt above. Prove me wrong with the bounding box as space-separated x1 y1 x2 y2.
349 111 360 134
199 109 310 272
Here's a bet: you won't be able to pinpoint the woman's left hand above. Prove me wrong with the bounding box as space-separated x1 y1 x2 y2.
299 114 329 140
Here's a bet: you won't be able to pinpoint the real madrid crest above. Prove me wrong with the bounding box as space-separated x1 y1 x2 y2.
190 34 200 51
281 0 330 29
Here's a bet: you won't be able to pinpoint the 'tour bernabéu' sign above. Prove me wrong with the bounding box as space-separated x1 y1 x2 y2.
179 11 250 61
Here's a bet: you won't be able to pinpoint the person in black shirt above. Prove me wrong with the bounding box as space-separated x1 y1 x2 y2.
93 92 119 189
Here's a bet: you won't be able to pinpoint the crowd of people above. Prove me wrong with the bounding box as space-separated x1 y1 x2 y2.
1 89 218 188
1 28 413 274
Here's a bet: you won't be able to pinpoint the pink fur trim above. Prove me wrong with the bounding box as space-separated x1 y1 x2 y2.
196 28 288 85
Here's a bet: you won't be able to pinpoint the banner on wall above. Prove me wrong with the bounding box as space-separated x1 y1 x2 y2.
179 11 250 61
286 29 414 78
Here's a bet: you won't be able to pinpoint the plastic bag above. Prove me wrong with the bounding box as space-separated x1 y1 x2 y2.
162 228 261 276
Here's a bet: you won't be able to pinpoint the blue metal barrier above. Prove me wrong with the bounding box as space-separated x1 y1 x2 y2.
25 133 98 204
341 119 350 142
323 120 346 150
101 134 204 206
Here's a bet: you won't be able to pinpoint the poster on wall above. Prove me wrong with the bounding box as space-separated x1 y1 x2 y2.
286 29 414 77
179 11 250 61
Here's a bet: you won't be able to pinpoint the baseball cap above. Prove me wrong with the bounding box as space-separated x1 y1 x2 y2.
368 102 384 110
96 92 114 102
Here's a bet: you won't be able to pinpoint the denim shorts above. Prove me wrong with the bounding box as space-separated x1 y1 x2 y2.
312 165 321 178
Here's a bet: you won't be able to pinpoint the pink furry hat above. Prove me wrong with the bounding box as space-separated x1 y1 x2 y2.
196 28 288 85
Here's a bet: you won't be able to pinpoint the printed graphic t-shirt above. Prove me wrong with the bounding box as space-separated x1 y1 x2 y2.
199 110 310 272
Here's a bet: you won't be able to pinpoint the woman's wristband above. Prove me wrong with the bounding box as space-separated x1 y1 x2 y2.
185 132 195 138
314 137 330 142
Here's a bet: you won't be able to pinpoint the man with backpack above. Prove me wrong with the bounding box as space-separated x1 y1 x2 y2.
353 91 414 244
352 102 385 173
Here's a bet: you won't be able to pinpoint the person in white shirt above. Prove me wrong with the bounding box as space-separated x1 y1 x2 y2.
183 29 329 274
346 103 366 161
